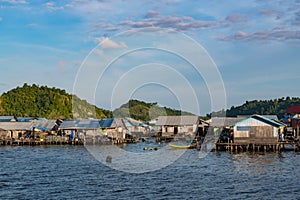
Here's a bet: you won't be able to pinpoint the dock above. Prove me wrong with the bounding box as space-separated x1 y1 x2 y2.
0 138 84 146
214 141 300 152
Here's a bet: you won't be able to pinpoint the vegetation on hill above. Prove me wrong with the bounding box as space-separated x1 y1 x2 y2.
1 84 299 121
211 97 300 119
0 83 112 119
113 99 194 121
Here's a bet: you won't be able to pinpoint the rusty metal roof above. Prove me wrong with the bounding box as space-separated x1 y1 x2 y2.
285 104 300 114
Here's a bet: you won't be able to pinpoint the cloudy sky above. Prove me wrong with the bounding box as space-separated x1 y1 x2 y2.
1 0 300 115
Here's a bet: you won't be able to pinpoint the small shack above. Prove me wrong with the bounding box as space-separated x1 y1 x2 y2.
0 122 33 139
59 119 101 141
209 117 246 143
210 117 246 128
232 114 285 144
0 119 61 140
99 118 127 140
284 104 300 138
155 115 200 139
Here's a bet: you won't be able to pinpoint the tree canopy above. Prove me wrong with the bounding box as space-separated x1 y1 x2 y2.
0 83 112 119
210 97 300 119
113 99 194 121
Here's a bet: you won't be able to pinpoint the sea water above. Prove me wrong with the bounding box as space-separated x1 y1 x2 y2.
0 145 299 199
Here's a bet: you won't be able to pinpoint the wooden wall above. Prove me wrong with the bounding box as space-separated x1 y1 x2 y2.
234 126 278 144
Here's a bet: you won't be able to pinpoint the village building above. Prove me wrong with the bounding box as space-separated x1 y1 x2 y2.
155 116 208 141
284 104 300 139
209 117 246 142
0 122 32 139
59 119 101 141
0 119 59 140
231 114 285 144
99 118 128 140
209 117 246 128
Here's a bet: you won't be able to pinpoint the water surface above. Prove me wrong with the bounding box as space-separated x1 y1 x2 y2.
0 145 299 199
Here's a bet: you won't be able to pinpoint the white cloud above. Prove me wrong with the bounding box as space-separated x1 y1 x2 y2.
95 37 127 49
221 30 300 42
44 1 64 11
0 0 28 4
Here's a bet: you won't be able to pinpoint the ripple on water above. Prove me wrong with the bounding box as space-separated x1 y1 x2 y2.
0 146 299 199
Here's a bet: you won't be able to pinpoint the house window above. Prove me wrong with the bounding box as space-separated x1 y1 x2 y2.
237 126 251 131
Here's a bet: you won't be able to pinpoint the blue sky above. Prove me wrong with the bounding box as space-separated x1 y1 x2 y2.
1 0 300 116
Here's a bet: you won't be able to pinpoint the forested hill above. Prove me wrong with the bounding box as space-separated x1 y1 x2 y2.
0 83 112 119
2 84 298 121
113 99 194 121
211 97 300 119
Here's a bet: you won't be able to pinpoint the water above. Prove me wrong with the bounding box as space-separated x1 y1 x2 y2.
0 144 299 200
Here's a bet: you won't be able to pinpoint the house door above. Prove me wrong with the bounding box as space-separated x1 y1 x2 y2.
174 127 178 135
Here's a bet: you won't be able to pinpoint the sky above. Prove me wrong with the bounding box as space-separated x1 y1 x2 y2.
0 0 300 116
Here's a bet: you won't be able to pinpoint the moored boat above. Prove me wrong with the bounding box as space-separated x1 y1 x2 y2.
169 143 196 149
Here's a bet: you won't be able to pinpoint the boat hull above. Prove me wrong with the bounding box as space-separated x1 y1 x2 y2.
169 143 196 149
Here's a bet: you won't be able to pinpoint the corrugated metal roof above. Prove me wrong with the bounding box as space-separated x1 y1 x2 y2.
156 116 199 126
18 117 35 122
99 118 114 128
237 115 278 121
99 118 128 129
0 120 60 131
232 114 284 128
210 117 246 127
0 116 17 122
33 120 57 131
251 115 283 127
125 118 140 126
112 118 127 129
0 122 34 131
60 120 100 130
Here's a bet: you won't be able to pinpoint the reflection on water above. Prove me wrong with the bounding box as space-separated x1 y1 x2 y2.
85 140 187 173
232 153 286 174
0 146 299 199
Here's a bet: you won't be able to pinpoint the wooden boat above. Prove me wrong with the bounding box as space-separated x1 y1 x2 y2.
169 143 196 149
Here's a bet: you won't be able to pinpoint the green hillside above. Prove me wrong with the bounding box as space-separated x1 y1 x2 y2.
0 83 112 119
2 84 297 121
113 99 194 121
211 97 300 119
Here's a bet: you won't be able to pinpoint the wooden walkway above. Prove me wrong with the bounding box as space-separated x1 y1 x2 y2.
0 139 84 146
215 141 300 152
0 137 139 146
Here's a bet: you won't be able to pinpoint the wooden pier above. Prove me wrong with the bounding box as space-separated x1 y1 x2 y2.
214 141 300 152
0 138 84 146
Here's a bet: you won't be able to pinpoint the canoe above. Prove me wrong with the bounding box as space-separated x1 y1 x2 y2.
169 143 196 149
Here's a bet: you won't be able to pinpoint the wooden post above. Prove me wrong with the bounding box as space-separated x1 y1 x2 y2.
297 125 299 139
